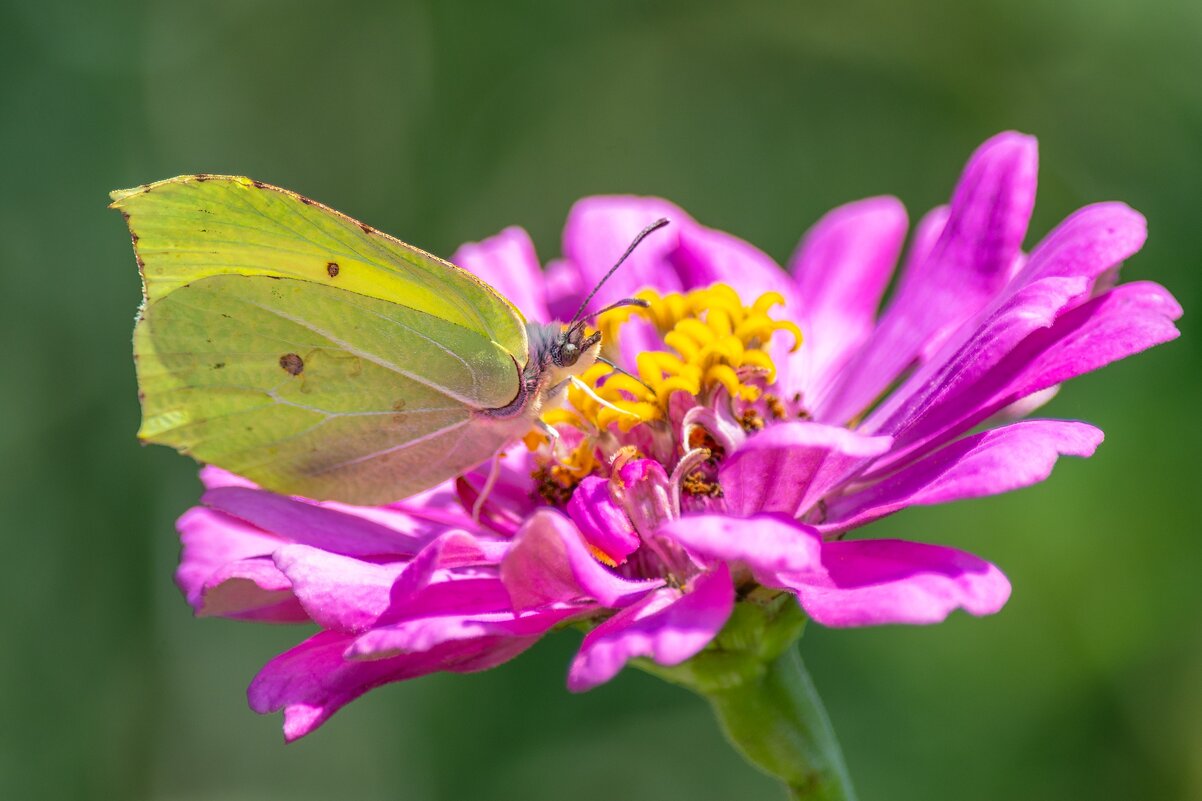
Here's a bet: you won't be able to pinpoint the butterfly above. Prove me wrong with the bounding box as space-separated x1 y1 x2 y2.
112 175 663 505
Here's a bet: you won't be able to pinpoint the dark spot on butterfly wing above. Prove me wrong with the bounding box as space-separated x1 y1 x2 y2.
213 362 225 369
326 262 340 277
252 180 267 189
359 223 374 234
279 353 304 375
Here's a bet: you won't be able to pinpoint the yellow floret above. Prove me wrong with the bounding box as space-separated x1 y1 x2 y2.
559 284 802 434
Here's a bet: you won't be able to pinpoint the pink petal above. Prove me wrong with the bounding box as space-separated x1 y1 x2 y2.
202 487 423 557
894 205 950 294
175 507 304 620
273 545 407 632
197 557 306 622
883 280 1180 469
817 132 1038 423
346 606 580 660
613 458 675 538
824 420 1103 533
674 224 795 300
199 465 257 490
787 196 908 398
566 476 640 565
777 539 1011 627
562 195 689 308
867 202 1149 443
567 564 735 691
542 258 586 321
500 510 662 611
718 422 892 517
248 630 537 741
659 514 823 576
452 225 551 322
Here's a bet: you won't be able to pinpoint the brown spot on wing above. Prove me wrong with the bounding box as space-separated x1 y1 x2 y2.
279 353 304 375
326 262 340 277
252 180 267 189
359 223 374 234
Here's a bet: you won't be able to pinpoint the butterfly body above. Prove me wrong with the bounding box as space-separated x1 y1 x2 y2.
114 175 600 505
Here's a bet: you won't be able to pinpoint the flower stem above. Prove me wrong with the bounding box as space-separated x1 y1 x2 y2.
634 593 856 800
703 645 856 801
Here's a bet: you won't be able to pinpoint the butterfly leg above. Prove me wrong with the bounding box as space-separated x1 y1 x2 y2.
533 418 573 462
471 452 505 523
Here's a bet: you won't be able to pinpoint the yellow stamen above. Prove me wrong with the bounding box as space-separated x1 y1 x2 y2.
546 284 803 437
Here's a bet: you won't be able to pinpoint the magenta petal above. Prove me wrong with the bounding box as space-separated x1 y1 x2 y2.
562 195 689 306
542 257 586 321
818 133 1038 423
452 225 551 321
199 465 257 490
788 196 908 397
719 422 892 517
863 202 1149 446
614 458 675 538
500 510 661 610
566 476 640 565
895 205 949 293
202 487 423 557
779 540 1011 627
567 564 735 692
659 514 823 576
674 224 795 300
824 420 1103 533
346 606 580 661
198 557 306 622
175 507 304 620
897 281 1181 462
274 545 406 632
248 630 537 741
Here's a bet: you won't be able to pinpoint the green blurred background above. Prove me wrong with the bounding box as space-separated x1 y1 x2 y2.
2 1 1198 799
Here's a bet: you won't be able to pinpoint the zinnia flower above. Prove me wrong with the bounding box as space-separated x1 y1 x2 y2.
174 132 1181 743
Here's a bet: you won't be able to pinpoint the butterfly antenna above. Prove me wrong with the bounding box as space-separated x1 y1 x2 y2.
569 218 670 325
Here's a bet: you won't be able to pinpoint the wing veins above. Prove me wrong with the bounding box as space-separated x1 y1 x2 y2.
307 418 472 475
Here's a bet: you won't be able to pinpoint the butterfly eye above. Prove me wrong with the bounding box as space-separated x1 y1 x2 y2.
551 335 582 368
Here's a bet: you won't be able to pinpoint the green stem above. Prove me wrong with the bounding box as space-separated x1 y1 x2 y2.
703 645 857 801
634 593 857 800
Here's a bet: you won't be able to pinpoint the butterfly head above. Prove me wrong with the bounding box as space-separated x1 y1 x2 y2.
551 323 602 369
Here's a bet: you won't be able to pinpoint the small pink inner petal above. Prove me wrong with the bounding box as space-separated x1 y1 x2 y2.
501 510 661 611
567 564 735 692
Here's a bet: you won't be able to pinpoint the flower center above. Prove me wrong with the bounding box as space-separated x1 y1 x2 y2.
529 285 801 501
549 285 801 433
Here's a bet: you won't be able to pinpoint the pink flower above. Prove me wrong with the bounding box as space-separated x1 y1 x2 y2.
175 132 1181 739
